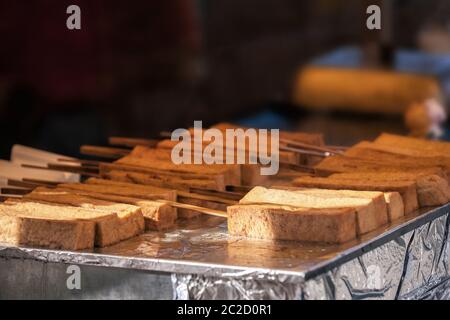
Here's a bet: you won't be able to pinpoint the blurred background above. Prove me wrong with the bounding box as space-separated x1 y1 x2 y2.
1 0 450 158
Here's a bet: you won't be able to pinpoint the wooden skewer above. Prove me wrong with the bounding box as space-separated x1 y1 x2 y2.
177 191 237 205
156 199 227 218
7 179 49 189
80 145 131 159
280 145 331 157
75 142 322 170
47 163 99 173
0 194 23 202
1 187 31 195
280 138 341 155
21 164 100 178
61 153 316 179
58 158 104 166
165 141 326 164
189 187 244 201
161 130 339 155
108 137 159 148
160 132 330 160
23 178 60 187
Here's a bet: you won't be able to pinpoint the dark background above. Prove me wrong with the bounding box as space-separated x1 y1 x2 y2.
0 0 449 157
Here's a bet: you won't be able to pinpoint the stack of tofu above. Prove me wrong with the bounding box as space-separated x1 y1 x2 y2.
228 133 450 244
0 177 184 250
155 122 324 186
295 133 450 211
98 123 324 217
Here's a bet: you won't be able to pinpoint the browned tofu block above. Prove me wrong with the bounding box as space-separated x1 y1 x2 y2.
374 133 450 155
2 200 120 247
330 172 450 207
228 204 356 243
384 192 404 221
116 146 241 186
60 180 176 202
0 205 95 250
343 141 450 182
240 187 386 235
59 188 176 231
314 155 445 177
99 162 227 191
24 187 145 240
272 186 401 223
293 176 419 215
103 170 221 191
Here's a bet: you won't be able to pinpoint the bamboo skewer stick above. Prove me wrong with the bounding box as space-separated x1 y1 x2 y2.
280 145 331 157
7 179 47 189
58 158 105 166
22 178 60 187
178 140 331 158
64 152 318 176
48 163 99 173
156 199 228 218
108 137 159 148
279 138 341 155
21 164 100 178
161 130 341 156
189 187 244 201
80 145 131 159
1 187 31 195
177 191 238 205
75 142 321 173
0 194 23 202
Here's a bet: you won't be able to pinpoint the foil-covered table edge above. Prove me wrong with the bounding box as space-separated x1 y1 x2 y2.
303 204 450 280
1 205 449 299
1 205 447 280
172 208 450 299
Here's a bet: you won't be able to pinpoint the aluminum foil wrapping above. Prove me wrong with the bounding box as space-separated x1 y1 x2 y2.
172 211 450 300
0 206 449 299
